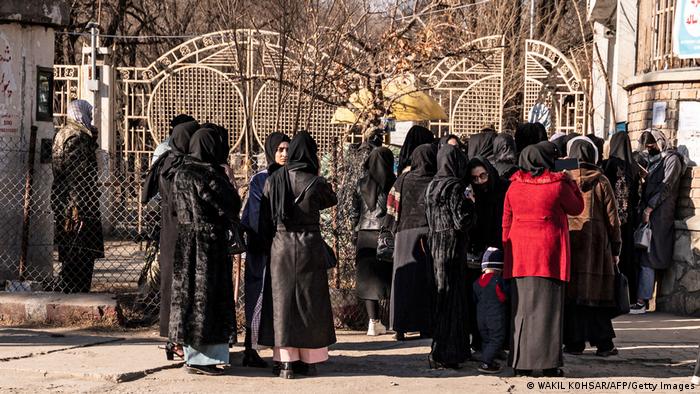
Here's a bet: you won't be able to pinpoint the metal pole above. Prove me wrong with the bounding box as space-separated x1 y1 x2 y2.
19 125 38 282
87 22 99 121
529 0 535 39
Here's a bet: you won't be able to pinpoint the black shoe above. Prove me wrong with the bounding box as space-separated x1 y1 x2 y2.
279 362 294 379
272 361 282 376
292 361 318 376
165 342 184 361
514 369 532 376
428 355 461 370
543 368 565 377
596 347 618 357
186 364 225 376
242 349 268 368
563 346 584 355
477 362 502 374
394 332 406 341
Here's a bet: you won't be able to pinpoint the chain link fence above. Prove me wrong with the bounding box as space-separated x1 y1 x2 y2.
0 130 376 330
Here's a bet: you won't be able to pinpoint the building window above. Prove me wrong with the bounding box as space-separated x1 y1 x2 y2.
642 0 700 72
36 67 53 122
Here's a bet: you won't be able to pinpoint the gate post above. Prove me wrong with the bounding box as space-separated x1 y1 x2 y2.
81 42 116 234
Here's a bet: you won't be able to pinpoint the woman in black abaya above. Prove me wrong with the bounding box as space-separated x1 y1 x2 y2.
353 147 396 336
425 145 476 368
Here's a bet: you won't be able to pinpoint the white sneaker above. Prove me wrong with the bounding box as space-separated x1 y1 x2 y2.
692 376 699 385
629 302 647 315
367 319 387 336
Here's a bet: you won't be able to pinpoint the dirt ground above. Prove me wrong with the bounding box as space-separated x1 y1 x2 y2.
0 312 698 393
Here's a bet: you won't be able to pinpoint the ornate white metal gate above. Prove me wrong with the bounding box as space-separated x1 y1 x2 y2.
523 39 587 134
116 29 345 165
424 35 505 137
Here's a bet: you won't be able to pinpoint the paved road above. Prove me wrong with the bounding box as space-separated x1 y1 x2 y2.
0 313 697 393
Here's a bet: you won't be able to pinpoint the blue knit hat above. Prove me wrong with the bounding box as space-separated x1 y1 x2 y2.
481 247 504 271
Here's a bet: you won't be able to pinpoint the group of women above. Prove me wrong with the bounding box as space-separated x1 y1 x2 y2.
145 117 337 377
352 123 684 376
145 114 684 378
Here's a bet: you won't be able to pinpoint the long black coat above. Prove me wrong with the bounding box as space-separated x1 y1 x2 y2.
157 157 178 337
259 170 338 349
168 159 240 347
640 152 684 269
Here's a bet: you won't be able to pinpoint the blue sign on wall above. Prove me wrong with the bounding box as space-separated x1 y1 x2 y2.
674 0 700 59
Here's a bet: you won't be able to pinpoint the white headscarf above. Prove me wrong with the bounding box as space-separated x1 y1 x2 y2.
549 131 566 143
67 100 93 131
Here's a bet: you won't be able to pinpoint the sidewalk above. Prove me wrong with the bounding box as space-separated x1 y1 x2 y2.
0 312 697 393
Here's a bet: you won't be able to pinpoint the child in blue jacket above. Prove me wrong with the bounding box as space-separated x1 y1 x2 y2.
473 247 509 373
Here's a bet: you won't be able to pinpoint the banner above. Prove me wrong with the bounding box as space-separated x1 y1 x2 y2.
674 0 700 59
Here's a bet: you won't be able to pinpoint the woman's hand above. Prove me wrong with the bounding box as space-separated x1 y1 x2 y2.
643 207 653 223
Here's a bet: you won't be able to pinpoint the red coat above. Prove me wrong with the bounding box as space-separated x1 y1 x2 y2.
502 170 584 281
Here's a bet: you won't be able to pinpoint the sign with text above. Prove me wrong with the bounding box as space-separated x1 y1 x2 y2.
674 0 700 58
677 101 700 164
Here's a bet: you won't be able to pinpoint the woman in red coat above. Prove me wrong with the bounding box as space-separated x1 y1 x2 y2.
503 141 584 377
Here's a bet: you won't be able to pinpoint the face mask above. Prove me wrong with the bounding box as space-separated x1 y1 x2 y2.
647 147 661 157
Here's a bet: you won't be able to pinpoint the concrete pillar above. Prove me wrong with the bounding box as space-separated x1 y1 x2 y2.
611 0 638 129
0 1 69 283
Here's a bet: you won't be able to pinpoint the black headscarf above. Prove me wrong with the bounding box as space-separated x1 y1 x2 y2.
467 157 500 194
567 138 597 165
585 133 605 165
200 123 230 165
168 121 200 155
515 122 548 155
550 133 568 158
467 131 496 160
264 132 291 173
170 114 196 132
268 131 320 223
467 156 509 253
438 134 460 150
410 143 438 177
427 145 467 205
189 128 220 165
519 141 557 176
141 120 200 203
360 147 396 210
608 131 639 181
398 125 434 174
492 133 517 176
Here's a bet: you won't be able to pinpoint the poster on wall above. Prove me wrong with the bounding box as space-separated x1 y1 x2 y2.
677 101 700 165
674 0 700 59
652 101 667 126
0 32 19 133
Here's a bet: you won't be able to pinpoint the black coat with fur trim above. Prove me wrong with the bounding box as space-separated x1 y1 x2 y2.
168 158 241 347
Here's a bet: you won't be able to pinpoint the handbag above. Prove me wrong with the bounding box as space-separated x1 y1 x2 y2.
376 229 394 262
322 240 337 269
634 222 652 251
609 265 630 318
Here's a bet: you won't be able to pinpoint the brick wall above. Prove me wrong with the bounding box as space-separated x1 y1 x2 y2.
625 83 700 314
626 81 700 142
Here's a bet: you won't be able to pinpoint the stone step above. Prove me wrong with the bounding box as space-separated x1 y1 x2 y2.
0 292 122 327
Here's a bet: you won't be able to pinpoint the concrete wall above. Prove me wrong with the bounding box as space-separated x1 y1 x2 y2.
0 22 57 281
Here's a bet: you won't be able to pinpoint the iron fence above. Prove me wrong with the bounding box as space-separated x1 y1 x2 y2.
0 131 376 329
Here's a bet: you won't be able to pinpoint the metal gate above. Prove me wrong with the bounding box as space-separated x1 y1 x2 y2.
117 29 345 165
424 35 505 137
523 39 587 134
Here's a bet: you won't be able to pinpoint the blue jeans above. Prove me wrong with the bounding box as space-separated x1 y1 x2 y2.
637 265 655 301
